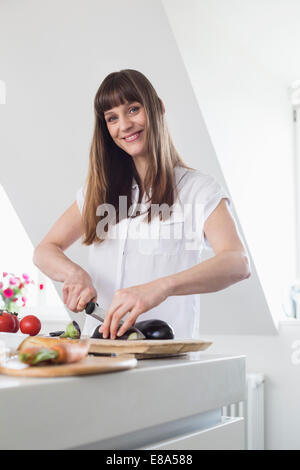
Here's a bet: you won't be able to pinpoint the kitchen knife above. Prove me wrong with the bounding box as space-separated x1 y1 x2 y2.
85 301 146 339
85 301 107 323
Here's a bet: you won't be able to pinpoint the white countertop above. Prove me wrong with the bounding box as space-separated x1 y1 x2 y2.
0 352 245 449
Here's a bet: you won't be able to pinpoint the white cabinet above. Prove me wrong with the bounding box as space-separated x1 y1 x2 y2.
141 417 244 450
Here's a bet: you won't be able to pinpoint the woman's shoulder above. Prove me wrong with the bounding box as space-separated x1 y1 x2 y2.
174 165 218 189
174 166 229 211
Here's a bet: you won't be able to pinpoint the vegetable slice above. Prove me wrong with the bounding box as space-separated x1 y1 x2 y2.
60 321 81 339
91 326 144 340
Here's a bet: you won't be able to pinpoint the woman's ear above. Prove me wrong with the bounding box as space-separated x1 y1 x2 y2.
159 97 165 114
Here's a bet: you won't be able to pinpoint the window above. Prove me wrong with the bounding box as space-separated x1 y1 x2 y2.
288 81 300 318
0 183 69 321
0 80 5 104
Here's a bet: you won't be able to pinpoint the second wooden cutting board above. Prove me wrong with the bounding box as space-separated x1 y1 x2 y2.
89 338 212 357
0 354 137 378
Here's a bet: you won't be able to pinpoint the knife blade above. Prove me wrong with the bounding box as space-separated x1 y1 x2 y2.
85 301 107 323
85 301 145 339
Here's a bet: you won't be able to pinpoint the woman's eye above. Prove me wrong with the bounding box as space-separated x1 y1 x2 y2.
106 106 139 123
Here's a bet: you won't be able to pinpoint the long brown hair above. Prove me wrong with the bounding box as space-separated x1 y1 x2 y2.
81 69 190 245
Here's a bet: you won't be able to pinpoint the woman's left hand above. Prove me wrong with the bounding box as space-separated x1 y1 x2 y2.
98 278 171 339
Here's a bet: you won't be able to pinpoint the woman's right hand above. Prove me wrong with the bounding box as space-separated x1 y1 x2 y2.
62 268 98 313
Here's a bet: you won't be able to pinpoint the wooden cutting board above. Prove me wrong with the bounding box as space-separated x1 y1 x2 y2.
0 354 137 378
89 338 212 358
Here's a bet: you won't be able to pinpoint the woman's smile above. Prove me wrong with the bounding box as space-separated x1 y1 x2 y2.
123 130 143 143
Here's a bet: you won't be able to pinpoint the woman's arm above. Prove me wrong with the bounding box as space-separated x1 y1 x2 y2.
33 201 98 312
100 199 250 339
164 199 251 296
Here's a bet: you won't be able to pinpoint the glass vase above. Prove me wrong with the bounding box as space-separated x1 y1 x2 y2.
3 300 20 314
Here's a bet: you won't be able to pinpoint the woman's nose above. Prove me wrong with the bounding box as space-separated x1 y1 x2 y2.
119 114 133 132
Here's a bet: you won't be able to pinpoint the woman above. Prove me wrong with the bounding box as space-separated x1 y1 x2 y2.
33 69 250 339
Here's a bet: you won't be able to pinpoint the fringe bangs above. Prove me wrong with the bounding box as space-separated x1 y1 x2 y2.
95 72 143 117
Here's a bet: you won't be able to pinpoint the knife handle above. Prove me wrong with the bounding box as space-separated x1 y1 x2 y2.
85 301 99 315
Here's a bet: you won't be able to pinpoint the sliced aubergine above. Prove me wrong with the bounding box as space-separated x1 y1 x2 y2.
134 319 175 340
60 321 81 339
49 330 65 337
91 325 144 340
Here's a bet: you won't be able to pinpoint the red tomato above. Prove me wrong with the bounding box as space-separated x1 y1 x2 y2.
0 311 17 332
10 313 19 333
20 315 41 336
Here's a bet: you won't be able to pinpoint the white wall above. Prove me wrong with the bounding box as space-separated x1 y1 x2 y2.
163 0 296 327
0 0 274 334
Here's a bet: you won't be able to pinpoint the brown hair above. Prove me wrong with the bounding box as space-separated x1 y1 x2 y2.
81 69 190 245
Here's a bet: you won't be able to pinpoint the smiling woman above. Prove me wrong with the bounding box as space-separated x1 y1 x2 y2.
33 69 250 339
81 69 189 243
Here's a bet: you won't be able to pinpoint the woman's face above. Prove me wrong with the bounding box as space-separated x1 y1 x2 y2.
104 101 147 159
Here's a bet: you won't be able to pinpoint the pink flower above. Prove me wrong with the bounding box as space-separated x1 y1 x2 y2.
18 283 24 289
25 280 30 284
39 284 44 290
13 297 18 302
3 288 14 298
0 282 3 289
9 277 17 286
21 296 27 303
3 272 7 277
22 273 30 281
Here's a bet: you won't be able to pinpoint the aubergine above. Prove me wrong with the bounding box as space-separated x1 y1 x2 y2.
49 330 65 337
60 321 81 339
134 319 174 340
91 325 144 340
